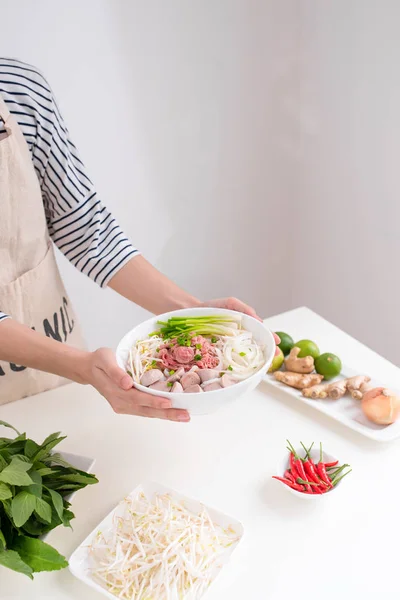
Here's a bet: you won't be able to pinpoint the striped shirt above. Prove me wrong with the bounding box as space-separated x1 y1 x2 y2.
0 58 139 323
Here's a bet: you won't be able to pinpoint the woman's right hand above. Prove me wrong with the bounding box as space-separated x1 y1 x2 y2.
83 348 190 422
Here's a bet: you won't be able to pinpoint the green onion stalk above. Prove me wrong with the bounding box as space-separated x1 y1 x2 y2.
150 316 242 340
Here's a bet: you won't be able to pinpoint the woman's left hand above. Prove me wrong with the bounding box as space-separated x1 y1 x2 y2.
203 298 281 355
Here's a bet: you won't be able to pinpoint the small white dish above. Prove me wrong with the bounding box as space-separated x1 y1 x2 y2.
274 446 346 500
116 307 276 415
69 481 244 600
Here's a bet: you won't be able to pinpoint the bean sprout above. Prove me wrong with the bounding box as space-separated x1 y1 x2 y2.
90 491 240 600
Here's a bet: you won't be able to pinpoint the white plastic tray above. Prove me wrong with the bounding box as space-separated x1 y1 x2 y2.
263 365 400 442
69 481 244 600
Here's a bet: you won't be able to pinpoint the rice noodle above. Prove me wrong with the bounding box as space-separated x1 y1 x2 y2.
128 320 266 386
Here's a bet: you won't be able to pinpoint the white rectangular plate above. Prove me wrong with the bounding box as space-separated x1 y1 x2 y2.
69 481 244 600
263 365 400 442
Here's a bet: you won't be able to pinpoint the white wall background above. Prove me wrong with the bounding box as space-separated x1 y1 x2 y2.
2 1 399 365
296 0 400 365
1 0 298 350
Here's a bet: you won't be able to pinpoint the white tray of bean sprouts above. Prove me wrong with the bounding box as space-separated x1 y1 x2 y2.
69 481 244 600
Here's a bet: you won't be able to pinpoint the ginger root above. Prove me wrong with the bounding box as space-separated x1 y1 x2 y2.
302 383 330 399
274 371 323 390
348 376 372 399
284 347 315 374
302 375 371 400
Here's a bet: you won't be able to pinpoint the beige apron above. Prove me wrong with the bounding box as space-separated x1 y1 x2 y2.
0 94 86 405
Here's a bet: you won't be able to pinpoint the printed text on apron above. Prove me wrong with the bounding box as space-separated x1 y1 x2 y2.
0 94 86 405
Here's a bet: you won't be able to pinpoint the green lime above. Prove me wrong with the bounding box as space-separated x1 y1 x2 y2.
294 339 320 360
268 347 284 373
275 332 294 357
315 353 342 380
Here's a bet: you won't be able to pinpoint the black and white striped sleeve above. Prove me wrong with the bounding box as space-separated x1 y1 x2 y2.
0 59 139 289
38 75 139 287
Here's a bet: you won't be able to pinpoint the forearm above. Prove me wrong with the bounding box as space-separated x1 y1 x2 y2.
107 255 202 314
0 319 89 384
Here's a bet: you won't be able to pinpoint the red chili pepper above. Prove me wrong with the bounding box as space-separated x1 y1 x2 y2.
272 476 304 492
303 460 321 485
317 483 329 493
284 469 296 483
324 460 339 468
295 459 312 492
296 478 324 494
317 442 333 488
289 452 299 477
287 442 312 492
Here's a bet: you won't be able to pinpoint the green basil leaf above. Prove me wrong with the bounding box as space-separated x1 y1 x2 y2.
0 483 12 501
11 536 68 572
48 489 64 521
62 509 75 529
27 471 42 498
2 499 13 520
36 467 55 477
0 530 6 549
51 483 83 491
41 432 62 447
24 440 39 459
11 454 31 463
0 471 33 486
46 453 75 469
11 492 37 527
6 457 31 472
58 473 97 485
0 548 33 578
34 498 52 524
0 455 7 471
0 422 21 436
21 518 49 537
0 458 33 486
32 437 66 463
0 510 16 546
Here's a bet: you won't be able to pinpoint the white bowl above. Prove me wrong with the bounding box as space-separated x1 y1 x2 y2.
116 307 276 415
275 447 346 500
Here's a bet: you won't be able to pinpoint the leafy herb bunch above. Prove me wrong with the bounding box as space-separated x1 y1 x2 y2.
0 421 98 578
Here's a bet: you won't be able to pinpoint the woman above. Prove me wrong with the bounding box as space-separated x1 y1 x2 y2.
0 58 278 421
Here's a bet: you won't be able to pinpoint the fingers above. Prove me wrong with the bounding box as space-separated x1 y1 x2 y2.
229 299 262 322
90 352 191 422
94 348 133 390
137 407 191 422
208 297 262 321
132 388 172 410
272 332 281 356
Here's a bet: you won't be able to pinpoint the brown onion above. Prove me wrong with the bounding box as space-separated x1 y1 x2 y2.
361 387 400 425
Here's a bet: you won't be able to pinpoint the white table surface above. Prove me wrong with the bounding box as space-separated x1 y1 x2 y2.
1 306 399 600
